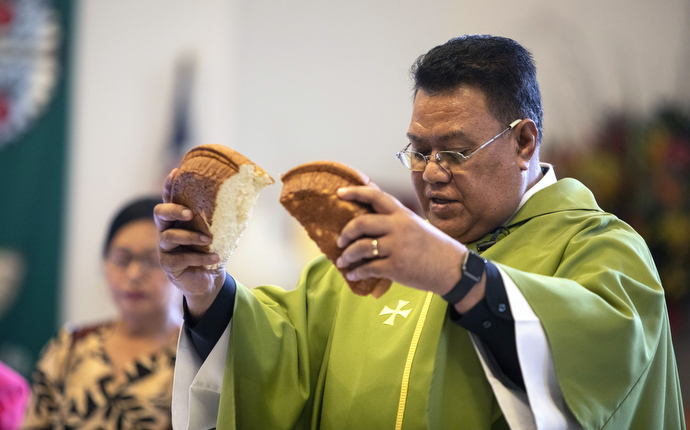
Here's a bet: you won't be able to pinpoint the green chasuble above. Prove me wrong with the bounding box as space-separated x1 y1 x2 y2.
217 178 684 430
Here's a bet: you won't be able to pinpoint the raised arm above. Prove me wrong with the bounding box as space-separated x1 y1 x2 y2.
155 169 226 319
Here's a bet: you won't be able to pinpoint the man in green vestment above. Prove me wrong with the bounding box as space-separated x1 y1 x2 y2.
156 35 685 429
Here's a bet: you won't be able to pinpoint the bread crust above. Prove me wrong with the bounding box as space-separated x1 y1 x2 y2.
280 161 392 298
280 160 370 186
170 144 274 255
181 143 263 174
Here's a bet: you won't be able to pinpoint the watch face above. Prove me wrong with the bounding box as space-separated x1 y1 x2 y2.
0 0 60 149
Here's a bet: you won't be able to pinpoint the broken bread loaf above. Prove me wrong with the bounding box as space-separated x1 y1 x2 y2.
170 144 274 269
280 161 392 298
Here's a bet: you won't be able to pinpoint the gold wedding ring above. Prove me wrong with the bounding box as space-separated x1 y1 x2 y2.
371 239 379 257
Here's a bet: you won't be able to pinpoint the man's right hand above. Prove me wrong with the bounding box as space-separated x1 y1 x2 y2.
154 169 226 319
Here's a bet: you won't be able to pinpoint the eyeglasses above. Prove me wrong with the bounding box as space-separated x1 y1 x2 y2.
396 119 522 173
107 249 161 270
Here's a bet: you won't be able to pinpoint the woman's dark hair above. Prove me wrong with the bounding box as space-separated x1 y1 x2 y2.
411 34 543 143
103 196 162 257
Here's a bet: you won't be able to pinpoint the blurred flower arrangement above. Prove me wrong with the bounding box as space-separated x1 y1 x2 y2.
547 105 690 323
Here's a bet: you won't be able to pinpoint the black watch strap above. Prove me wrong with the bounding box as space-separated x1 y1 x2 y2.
442 250 487 305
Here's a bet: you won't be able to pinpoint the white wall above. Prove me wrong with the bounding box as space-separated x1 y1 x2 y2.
65 0 240 322
63 0 690 325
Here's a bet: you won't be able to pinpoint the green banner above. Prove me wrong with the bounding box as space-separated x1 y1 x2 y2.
0 0 72 379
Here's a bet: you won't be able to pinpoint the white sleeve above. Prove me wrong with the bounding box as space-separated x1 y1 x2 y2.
172 321 232 430
470 266 581 430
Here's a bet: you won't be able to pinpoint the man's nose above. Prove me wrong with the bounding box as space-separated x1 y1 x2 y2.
422 156 452 183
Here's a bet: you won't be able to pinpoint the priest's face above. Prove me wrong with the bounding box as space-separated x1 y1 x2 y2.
408 86 526 243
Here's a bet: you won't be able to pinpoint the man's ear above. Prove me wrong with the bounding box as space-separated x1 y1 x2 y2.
515 119 538 170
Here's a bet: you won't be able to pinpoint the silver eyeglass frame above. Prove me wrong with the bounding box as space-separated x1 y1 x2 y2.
396 119 522 173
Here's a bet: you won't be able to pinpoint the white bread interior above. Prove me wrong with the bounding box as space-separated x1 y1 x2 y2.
206 163 274 269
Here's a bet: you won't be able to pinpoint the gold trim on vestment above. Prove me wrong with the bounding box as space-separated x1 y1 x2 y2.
395 291 434 429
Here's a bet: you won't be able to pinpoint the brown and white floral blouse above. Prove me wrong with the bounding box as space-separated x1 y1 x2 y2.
23 323 176 430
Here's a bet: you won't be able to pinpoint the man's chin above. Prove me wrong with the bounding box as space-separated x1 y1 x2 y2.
428 216 468 241
430 217 493 245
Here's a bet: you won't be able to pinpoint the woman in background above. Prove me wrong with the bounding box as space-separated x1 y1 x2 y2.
23 196 182 429
0 360 30 429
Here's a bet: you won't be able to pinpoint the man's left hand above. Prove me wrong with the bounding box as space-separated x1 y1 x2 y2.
335 185 465 296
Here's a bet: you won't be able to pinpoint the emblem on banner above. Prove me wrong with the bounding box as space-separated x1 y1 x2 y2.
0 0 61 149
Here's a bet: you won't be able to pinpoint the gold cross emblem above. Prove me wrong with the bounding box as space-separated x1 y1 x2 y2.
380 300 412 326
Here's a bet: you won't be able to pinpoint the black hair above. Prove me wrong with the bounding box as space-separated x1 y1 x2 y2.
103 196 162 257
411 34 543 143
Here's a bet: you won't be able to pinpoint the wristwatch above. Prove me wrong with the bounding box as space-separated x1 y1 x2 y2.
442 250 487 305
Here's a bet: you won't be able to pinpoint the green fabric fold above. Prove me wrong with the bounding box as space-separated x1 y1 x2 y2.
215 178 683 429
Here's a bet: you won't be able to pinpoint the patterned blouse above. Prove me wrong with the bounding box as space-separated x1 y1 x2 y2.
23 322 177 430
